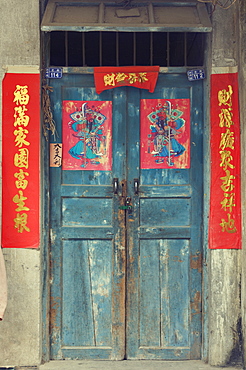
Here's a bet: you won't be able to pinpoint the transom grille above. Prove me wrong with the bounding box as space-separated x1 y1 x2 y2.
49 31 204 67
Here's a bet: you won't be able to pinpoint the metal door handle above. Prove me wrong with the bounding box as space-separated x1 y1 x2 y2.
134 179 139 195
113 178 119 194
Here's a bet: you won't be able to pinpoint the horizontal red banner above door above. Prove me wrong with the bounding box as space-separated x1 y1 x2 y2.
94 66 159 94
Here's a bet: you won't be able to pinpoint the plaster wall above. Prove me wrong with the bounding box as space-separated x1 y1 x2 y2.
0 0 41 366
208 3 242 367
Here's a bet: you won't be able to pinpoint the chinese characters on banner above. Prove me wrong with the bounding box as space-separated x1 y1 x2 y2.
209 72 242 249
141 99 190 169
62 100 112 170
94 66 159 94
2 73 40 248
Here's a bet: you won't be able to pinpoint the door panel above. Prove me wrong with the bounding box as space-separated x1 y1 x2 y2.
50 76 127 360
49 73 203 360
126 78 203 359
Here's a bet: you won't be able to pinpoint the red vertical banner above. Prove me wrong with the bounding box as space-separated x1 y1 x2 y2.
2 73 40 248
209 72 241 249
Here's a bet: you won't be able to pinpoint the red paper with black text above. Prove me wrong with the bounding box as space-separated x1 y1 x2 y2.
2 73 40 248
94 66 159 94
209 72 241 249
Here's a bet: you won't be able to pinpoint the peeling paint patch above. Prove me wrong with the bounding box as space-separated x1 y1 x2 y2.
190 252 202 273
191 291 201 315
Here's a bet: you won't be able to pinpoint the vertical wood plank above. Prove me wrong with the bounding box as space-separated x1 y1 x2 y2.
62 240 94 346
88 240 112 346
167 239 189 347
140 240 161 347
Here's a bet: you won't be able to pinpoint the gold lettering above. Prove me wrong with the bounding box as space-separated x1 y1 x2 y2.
220 169 235 192
104 73 115 87
138 72 148 83
13 127 30 147
14 213 30 233
14 169 29 189
13 190 30 212
128 73 138 84
219 150 235 170
14 106 29 127
221 192 236 213
219 108 234 128
218 85 233 107
115 73 128 83
220 213 237 233
13 85 29 105
14 148 29 169
219 129 235 150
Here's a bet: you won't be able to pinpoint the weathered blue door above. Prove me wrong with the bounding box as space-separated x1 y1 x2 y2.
49 73 203 360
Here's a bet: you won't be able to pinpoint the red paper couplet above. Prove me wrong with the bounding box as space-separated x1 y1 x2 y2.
94 66 159 94
2 73 40 248
209 72 242 249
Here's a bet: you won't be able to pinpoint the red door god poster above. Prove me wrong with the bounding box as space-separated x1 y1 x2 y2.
62 100 112 170
141 99 190 169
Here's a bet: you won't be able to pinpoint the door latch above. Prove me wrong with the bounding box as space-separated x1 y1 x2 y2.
118 197 133 212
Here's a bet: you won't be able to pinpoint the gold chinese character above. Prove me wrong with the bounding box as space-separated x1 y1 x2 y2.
218 85 233 107
115 73 128 83
14 169 29 189
14 106 29 127
219 129 235 150
128 73 138 84
219 108 234 128
220 213 237 233
104 73 115 86
13 190 30 212
14 148 29 169
14 127 30 147
138 72 148 83
221 192 236 213
14 213 30 233
219 150 235 170
13 85 29 105
220 170 235 192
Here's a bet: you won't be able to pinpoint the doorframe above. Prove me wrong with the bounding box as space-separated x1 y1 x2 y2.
40 66 210 363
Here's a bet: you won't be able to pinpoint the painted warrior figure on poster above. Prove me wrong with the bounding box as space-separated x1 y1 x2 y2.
62 101 112 171
69 103 106 167
141 99 190 169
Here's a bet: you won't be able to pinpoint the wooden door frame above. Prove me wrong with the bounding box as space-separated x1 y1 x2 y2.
41 67 209 363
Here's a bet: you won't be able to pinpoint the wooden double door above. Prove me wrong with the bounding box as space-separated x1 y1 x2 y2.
49 73 203 360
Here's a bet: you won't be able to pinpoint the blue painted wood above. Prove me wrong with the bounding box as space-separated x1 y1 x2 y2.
62 240 112 347
49 75 127 360
126 75 203 360
140 240 161 347
49 73 203 361
140 198 191 226
62 198 112 226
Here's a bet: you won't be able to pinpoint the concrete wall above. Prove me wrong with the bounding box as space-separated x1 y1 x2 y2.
208 3 242 367
0 0 41 366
